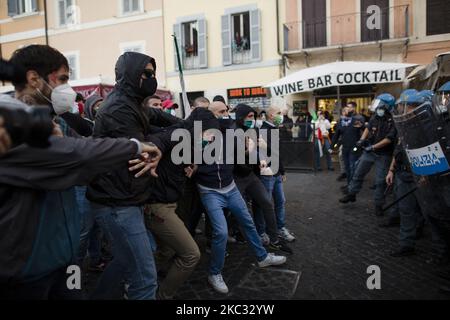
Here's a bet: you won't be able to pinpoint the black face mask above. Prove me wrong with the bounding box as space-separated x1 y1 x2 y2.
218 118 234 131
138 77 158 98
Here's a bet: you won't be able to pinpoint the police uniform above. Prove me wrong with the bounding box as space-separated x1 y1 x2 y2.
392 142 424 250
347 114 397 211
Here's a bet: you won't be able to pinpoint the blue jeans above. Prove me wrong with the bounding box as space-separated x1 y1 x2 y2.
315 139 333 170
254 175 287 234
342 148 360 185
348 151 391 207
90 204 157 300
75 187 101 265
198 185 268 275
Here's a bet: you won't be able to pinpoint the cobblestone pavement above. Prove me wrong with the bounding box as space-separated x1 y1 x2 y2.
84 171 450 300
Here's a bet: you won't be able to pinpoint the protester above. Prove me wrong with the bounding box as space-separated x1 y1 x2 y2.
233 104 293 254
86 52 179 300
143 95 163 110
193 102 287 294
192 96 210 110
162 99 178 116
0 45 162 300
256 106 295 243
330 111 365 187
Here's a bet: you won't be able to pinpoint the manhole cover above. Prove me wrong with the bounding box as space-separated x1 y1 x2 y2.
229 267 301 300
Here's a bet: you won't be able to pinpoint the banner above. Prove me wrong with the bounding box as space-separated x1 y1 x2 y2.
270 68 406 97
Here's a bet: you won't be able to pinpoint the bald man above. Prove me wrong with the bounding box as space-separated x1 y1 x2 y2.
192 97 210 110
253 106 296 243
209 101 229 119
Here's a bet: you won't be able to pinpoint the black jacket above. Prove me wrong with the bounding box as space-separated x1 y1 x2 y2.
331 118 364 150
195 116 234 189
87 52 180 206
233 104 259 178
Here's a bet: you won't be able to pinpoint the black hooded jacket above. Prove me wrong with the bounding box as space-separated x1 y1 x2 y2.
87 52 181 206
233 104 260 177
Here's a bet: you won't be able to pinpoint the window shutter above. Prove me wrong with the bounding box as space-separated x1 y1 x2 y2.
221 14 232 66
7 0 18 17
58 0 65 25
250 9 262 62
173 23 183 71
198 19 208 68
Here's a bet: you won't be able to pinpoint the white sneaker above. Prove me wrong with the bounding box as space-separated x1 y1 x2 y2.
208 274 229 294
260 233 270 246
279 227 296 242
257 253 287 268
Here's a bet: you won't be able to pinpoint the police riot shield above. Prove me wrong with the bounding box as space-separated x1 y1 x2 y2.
393 102 450 220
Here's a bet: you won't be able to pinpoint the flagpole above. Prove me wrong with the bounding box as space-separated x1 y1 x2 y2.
173 34 191 119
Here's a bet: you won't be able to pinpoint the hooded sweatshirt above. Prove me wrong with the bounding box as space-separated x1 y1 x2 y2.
87 52 181 206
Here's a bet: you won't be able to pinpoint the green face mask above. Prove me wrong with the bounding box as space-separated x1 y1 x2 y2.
273 115 284 127
244 120 255 129
202 140 209 148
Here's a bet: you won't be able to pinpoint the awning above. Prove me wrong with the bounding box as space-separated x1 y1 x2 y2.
266 61 417 97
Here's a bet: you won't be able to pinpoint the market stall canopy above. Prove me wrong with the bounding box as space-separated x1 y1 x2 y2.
266 61 417 97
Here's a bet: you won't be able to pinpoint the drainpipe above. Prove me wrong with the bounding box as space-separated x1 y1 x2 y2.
44 0 49 45
276 0 287 77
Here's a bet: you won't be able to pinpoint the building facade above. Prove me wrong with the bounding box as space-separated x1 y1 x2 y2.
0 0 167 96
279 0 450 117
162 0 284 110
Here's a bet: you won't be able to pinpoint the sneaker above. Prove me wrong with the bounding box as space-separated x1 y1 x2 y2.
260 233 270 246
269 239 293 255
339 194 356 203
208 274 229 294
257 253 287 268
279 227 296 242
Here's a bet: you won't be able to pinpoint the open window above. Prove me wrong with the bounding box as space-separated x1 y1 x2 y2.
173 18 207 70
7 0 38 17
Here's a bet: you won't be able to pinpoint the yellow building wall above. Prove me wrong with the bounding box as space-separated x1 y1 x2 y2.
163 0 282 95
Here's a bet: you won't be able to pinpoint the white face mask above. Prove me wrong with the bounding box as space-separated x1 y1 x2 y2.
256 120 264 128
46 83 77 115
170 109 177 117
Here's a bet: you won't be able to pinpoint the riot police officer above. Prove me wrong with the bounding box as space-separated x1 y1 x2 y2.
339 94 397 217
385 90 426 257
393 82 450 294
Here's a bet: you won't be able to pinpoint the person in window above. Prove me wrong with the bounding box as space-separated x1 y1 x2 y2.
234 32 243 51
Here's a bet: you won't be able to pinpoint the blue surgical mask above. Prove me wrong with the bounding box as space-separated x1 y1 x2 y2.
376 109 385 118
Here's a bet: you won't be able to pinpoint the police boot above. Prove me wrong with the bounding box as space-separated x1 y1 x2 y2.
339 194 356 203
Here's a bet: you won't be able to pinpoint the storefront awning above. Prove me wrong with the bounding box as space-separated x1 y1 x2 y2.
266 61 417 97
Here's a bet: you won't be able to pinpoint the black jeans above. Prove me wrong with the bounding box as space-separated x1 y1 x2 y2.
0 266 82 300
235 173 279 243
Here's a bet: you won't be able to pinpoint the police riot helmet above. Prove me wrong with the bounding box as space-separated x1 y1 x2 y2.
369 93 396 114
433 81 450 117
